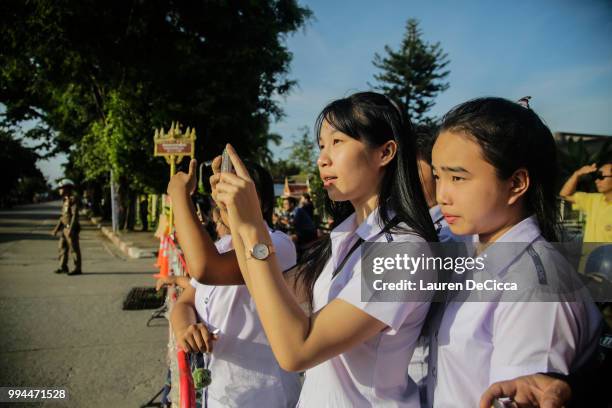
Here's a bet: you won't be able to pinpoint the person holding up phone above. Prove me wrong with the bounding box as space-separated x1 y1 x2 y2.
167 158 301 407
211 92 439 407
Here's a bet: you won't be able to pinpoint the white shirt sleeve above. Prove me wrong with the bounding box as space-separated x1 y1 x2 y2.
489 300 582 384
270 230 297 273
336 257 430 334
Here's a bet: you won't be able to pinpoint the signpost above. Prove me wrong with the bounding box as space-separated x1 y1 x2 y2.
153 122 197 227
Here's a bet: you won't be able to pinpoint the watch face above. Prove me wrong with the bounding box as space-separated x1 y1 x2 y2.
252 243 270 260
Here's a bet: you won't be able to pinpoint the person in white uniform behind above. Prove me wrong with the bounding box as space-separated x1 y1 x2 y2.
205 92 440 407
428 97 602 408
168 162 301 407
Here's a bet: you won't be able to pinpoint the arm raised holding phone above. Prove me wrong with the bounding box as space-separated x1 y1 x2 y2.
166 158 245 285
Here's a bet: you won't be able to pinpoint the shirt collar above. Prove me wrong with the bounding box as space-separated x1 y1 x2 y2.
491 215 541 243
429 205 443 222
329 212 358 243
476 215 543 277
329 206 393 243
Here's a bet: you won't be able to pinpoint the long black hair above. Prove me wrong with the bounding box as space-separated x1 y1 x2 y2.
245 161 275 226
295 91 438 309
438 97 560 241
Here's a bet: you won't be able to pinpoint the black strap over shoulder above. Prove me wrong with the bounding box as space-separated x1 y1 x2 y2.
331 216 400 280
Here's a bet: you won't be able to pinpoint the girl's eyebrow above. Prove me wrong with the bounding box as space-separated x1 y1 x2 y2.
432 165 471 174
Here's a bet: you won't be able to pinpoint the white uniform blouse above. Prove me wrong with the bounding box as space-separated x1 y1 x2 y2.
190 227 301 407
297 207 431 407
428 216 602 407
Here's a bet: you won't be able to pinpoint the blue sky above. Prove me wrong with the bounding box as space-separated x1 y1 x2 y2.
34 0 612 180
268 0 612 158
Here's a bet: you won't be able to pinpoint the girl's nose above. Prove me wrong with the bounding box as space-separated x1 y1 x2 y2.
317 151 331 168
436 181 451 206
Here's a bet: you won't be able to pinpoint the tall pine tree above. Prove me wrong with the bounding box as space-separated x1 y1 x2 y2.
372 19 450 125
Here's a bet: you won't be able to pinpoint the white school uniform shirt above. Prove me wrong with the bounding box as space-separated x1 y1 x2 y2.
190 226 301 408
297 207 431 408
428 215 602 408
406 205 470 402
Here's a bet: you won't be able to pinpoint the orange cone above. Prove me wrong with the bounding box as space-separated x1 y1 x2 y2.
154 236 164 268
154 236 169 278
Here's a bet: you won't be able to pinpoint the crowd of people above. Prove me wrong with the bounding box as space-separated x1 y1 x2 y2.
149 91 610 407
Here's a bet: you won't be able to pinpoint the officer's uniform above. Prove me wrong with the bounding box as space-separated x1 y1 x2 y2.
53 195 81 274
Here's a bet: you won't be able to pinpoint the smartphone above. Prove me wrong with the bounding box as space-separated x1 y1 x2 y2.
221 148 233 173
492 398 517 408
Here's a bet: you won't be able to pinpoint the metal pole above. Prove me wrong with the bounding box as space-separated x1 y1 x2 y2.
110 169 118 232
168 156 176 229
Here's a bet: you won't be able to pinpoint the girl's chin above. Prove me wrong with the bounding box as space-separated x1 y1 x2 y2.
448 220 474 236
324 186 341 198
326 190 350 202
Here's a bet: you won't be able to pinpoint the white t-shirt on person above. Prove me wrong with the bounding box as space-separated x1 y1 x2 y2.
297 207 431 407
190 226 301 408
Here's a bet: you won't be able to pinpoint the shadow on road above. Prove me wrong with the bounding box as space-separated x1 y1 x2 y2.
0 212 58 221
0 233 57 243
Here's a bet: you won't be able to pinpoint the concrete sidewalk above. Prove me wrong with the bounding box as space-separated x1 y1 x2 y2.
90 215 160 260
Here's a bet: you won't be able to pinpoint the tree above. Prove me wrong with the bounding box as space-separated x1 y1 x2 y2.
0 128 48 207
0 0 312 227
371 18 450 125
268 159 301 180
288 126 317 172
285 126 325 219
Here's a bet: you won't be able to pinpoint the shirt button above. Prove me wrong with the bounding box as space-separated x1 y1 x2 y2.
204 297 209 304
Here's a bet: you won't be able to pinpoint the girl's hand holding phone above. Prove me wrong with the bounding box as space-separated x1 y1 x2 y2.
212 144 265 238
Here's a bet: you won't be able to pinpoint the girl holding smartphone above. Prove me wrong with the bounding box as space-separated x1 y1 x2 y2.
208 92 438 406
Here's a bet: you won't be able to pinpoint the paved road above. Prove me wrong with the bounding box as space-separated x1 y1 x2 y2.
0 201 168 407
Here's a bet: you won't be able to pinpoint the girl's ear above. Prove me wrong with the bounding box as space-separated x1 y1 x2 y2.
507 168 530 205
379 140 398 167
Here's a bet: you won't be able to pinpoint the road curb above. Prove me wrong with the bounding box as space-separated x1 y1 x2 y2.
89 216 156 259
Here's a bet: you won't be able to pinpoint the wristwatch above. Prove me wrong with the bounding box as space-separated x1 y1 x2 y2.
247 242 275 260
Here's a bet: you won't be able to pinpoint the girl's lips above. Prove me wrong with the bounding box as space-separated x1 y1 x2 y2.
443 214 459 224
322 177 337 187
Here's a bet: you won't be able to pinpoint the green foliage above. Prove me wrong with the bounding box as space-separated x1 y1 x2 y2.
268 158 301 180
285 126 326 219
288 126 317 172
0 128 48 207
76 90 166 192
0 0 312 191
371 18 450 125
252 130 283 170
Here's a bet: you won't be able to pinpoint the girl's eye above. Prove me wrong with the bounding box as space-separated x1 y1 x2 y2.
332 139 342 145
433 174 439 180
319 144 324 150
452 176 465 182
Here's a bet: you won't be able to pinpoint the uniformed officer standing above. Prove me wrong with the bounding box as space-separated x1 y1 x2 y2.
51 179 82 275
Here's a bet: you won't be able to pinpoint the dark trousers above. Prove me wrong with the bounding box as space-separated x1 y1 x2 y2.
58 228 81 272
